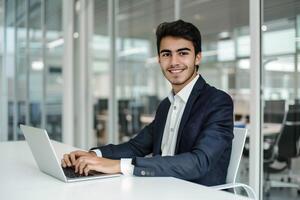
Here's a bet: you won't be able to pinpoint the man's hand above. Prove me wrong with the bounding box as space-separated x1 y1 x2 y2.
74 156 121 176
61 150 96 168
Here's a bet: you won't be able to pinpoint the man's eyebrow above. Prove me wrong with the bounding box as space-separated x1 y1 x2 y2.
159 48 191 54
159 49 171 54
176 48 191 52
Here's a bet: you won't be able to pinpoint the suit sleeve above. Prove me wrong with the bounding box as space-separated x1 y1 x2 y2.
132 91 234 181
90 121 155 159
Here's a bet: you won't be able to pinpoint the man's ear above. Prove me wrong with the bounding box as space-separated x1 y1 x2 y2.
195 52 202 65
157 55 161 64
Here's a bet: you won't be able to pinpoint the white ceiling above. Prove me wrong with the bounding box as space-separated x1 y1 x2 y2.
94 0 300 41
2 0 300 39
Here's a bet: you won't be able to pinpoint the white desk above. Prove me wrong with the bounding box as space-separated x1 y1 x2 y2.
0 141 250 200
239 122 281 137
261 123 282 136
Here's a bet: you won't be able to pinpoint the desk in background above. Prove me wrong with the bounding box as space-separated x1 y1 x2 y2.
0 141 252 200
234 122 282 137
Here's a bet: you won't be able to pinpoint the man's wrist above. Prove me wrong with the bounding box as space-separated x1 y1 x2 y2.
115 160 121 173
89 151 97 156
90 149 102 157
120 158 134 175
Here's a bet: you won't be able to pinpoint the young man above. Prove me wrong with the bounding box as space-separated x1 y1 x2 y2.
62 20 234 186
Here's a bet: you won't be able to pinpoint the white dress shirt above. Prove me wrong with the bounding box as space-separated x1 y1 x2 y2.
93 74 199 175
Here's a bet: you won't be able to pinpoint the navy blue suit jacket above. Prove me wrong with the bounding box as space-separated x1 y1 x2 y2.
92 75 233 186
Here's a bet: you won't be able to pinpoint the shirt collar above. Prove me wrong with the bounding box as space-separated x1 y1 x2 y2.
167 74 199 103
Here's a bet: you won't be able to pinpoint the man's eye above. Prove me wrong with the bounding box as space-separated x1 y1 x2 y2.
162 53 171 57
179 52 188 56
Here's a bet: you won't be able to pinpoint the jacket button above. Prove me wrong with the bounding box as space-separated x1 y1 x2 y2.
141 170 146 176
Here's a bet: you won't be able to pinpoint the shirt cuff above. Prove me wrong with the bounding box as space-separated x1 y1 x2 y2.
120 158 134 176
91 149 102 157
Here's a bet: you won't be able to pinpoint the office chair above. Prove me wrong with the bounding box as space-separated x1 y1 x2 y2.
264 108 300 195
211 128 257 199
243 99 286 158
264 100 286 123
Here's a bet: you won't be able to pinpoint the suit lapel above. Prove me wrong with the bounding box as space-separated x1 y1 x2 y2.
155 99 170 155
175 75 206 153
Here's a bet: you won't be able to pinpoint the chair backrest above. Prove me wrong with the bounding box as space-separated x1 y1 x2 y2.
278 109 300 158
226 127 248 184
264 100 286 123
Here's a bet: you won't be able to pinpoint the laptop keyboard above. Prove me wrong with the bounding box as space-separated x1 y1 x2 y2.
63 167 90 178
62 167 105 178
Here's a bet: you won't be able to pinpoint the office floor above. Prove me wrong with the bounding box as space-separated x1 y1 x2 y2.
264 159 300 200
265 188 299 200
239 157 300 200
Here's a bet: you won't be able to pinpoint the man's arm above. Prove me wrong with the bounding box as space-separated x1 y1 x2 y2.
90 120 155 159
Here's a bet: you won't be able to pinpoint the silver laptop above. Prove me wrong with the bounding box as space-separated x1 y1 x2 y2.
20 125 121 182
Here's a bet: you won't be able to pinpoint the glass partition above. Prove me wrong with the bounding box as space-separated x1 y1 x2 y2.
115 0 174 142
262 0 300 198
92 0 110 145
28 0 43 129
45 0 63 141
180 0 251 192
2 0 63 141
5 0 16 140
15 0 27 140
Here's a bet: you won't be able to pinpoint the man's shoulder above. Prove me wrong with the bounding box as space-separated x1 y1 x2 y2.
212 87 232 100
200 83 233 105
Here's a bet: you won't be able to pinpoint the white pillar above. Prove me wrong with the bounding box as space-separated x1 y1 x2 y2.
249 0 262 199
62 0 75 146
108 0 119 144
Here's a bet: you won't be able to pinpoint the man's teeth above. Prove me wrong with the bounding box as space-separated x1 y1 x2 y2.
170 69 183 73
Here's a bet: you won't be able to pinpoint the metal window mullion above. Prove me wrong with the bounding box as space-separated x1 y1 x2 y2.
108 0 118 144
13 0 18 140
294 17 299 99
62 0 75 145
249 0 262 199
1 0 8 141
25 0 30 125
78 0 88 149
86 0 94 148
174 0 180 20
41 0 46 129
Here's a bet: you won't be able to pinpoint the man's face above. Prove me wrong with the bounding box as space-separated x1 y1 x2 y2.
158 36 201 93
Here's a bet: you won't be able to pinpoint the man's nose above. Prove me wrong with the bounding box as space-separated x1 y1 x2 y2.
170 55 179 66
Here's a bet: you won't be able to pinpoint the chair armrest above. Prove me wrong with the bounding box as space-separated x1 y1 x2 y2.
211 182 257 200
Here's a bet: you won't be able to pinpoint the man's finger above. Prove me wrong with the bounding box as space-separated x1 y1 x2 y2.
78 159 87 175
61 159 66 168
74 157 85 173
83 164 93 176
63 154 72 167
74 158 80 173
70 153 77 165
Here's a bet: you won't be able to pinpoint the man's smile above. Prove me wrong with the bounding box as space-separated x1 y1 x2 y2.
167 68 185 74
